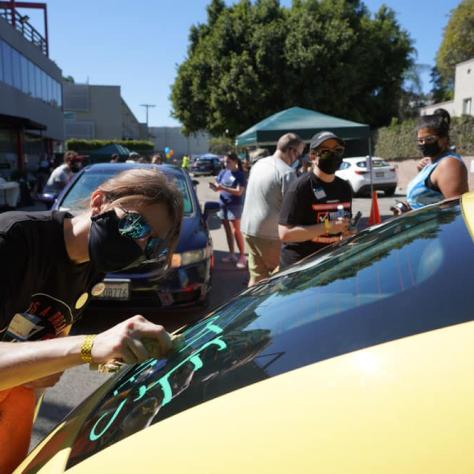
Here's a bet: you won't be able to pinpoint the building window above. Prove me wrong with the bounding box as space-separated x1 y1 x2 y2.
463 98 472 115
0 38 62 108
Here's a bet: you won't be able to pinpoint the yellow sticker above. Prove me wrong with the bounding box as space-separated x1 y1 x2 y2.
75 292 89 310
91 282 106 297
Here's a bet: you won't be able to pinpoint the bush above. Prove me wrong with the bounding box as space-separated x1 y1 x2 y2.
66 139 154 152
374 115 474 160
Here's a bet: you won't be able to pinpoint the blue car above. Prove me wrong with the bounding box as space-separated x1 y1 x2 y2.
53 163 219 308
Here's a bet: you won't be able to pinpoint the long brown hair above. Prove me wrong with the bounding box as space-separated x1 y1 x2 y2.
97 168 183 254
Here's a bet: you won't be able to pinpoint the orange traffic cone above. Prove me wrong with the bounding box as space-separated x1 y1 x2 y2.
368 191 381 225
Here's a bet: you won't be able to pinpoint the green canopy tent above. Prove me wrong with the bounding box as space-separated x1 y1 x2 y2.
88 144 131 163
236 107 371 156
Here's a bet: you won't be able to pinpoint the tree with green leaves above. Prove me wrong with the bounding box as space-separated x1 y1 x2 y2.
436 0 474 89
171 0 414 136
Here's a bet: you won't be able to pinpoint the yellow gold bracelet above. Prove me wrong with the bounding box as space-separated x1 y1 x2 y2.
323 218 331 233
80 334 96 363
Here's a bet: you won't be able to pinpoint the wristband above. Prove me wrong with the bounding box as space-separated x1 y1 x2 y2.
80 334 96 363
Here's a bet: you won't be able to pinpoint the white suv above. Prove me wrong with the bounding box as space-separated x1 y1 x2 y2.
336 156 397 196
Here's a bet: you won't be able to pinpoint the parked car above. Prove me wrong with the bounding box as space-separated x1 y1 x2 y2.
336 156 398 196
18 193 474 473
36 182 60 207
190 154 222 176
53 163 220 308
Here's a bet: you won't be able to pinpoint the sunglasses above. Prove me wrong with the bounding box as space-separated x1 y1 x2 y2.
318 147 344 158
118 210 169 260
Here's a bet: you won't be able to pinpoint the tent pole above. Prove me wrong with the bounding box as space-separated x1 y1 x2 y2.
367 134 373 197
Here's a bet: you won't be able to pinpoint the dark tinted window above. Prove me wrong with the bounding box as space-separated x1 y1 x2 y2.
356 159 390 168
60 167 193 215
41 201 474 467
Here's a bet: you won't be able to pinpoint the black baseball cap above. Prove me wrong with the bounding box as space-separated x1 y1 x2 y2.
310 131 344 150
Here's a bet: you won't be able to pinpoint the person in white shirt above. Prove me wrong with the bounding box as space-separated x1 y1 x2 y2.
46 151 79 191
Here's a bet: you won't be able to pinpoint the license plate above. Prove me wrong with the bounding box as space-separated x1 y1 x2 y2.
96 279 130 300
375 172 384 177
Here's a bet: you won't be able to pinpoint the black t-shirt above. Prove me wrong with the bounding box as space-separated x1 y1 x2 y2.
279 172 352 269
0 211 102 341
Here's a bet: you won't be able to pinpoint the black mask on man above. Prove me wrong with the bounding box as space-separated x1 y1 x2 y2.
317 151 343 174
88 210 145 273
417 141 440 157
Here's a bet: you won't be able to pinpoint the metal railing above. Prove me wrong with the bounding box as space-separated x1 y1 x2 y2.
0 7 47 55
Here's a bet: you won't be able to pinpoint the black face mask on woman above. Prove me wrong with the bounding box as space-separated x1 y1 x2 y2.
88 210 145 273
317 150 343 175
417 141 441 157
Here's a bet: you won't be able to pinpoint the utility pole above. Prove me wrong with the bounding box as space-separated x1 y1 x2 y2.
140 104 155 139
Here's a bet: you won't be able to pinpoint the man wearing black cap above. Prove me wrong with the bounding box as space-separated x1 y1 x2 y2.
278 131 353 269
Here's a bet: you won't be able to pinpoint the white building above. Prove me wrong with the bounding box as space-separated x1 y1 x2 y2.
420 58 474 117
63 83 147 140
149 127 210 157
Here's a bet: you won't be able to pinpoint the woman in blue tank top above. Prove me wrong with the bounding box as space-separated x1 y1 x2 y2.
399 109 468 213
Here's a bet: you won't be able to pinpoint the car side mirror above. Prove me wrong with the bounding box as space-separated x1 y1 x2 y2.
192 179 199 187
203 201 221 230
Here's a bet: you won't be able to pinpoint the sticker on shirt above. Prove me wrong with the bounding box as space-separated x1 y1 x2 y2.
223 175 236 186
312 187 327 200
311 202 351 244
2 292 75 342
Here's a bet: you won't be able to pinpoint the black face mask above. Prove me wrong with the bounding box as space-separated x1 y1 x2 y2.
88 210 145 273
317 151 343 174
417 142 440 157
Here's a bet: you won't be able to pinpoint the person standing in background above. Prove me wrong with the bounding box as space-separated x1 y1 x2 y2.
278 131 352 270
402 109 468 211
45 151 79 193
209 152 247 269
241 133 304 286
181 154 190 170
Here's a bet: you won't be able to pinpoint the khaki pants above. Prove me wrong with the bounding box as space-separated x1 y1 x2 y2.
244 234 281 285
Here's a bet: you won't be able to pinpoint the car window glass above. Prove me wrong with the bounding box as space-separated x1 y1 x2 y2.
356 160 390 168
39 201 474 468
60 169 193 215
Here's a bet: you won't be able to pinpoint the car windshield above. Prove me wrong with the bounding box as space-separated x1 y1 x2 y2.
356 159 390 168
59 167 193 215
31 200 473 468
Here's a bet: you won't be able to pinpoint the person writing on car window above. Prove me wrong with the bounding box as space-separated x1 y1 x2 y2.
394 109 468 215
209 152 247 269
0 168 182 473
278 131 353 270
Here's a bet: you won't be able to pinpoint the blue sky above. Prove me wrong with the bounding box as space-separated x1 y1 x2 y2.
23 0 461 127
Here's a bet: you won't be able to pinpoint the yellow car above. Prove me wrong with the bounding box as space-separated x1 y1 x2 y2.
17 194 474 473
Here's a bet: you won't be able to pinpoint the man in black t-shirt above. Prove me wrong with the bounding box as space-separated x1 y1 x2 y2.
278 131 353 269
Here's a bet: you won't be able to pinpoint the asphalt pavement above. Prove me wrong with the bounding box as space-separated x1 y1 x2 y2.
29 175 402 450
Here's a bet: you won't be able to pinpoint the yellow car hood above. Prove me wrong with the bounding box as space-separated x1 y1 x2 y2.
21 320 474 474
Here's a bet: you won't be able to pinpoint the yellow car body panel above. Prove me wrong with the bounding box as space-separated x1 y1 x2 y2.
23 320 472 474
461 192 474 240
